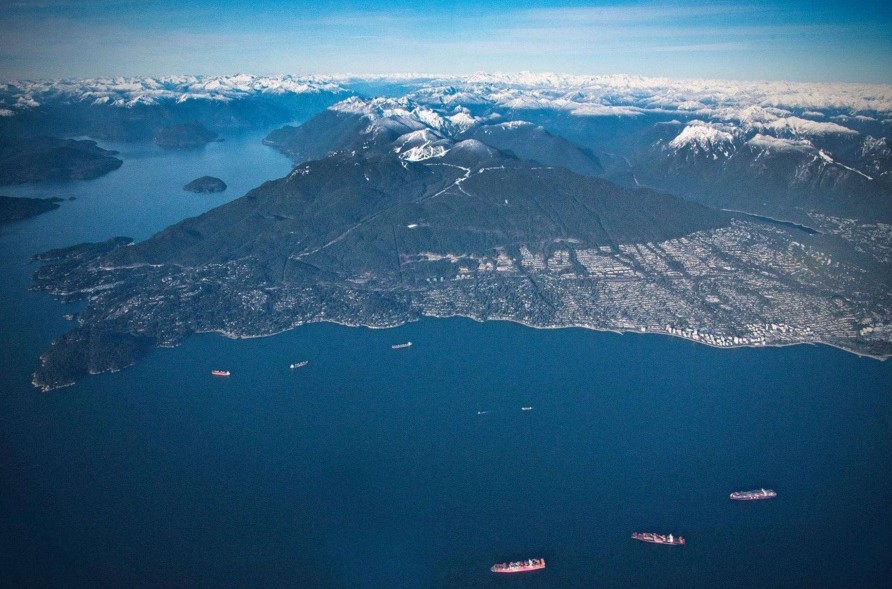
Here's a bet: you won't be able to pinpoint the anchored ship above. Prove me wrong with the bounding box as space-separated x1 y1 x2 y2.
730 488 776 500
632 532 685 545
490 558 545 573
290 361 309 369
211 370 230 377
391 341 412 349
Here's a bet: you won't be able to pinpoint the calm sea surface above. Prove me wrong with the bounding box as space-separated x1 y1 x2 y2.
1 132 890 588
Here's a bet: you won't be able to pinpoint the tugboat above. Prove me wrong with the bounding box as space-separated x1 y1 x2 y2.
632 532 685 545
490 558 545 573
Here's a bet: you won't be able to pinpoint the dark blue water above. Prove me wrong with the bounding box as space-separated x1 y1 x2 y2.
1 134 890 588
735 212 820 235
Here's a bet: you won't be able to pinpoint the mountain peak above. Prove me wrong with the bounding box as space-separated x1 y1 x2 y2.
668 121 736 159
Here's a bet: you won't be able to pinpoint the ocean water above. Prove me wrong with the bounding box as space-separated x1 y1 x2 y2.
1 133 890 588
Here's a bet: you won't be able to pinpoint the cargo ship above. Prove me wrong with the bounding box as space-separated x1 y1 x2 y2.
211 370 230 377
290 361 309 369
632 532 685 545
730 488 776 501
391 341 412 349
490 558 545 573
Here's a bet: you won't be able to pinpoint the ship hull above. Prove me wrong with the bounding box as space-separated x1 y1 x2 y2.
490 559 545 573
730 489 777 500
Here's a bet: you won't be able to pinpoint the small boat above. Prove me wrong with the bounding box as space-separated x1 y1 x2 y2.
391 341 412 349
490 558 545 573
211 370 231 377
290 361 309 369
521 406 533 411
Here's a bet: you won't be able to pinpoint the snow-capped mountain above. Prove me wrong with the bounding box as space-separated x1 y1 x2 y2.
640 117 888 222
666 121 737 160
2 72 890 222
5 72 891 128
0 74 345 111
263 95 601 177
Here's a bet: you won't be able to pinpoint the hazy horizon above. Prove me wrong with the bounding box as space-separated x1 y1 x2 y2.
1 0 890 83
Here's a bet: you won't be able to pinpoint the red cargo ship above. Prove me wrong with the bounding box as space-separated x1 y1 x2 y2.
211 370 230 377
632 532 685 545
730 488 776 500
490 558 545 573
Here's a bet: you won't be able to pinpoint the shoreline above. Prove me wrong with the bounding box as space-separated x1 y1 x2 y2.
33 312 889 391
206 312 889 362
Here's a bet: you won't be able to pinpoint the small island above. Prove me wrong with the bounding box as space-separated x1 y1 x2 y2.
153 123 220 149
183 176 227 193
0 195 63 224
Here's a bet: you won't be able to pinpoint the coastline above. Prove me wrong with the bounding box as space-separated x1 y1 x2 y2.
33 307 889 392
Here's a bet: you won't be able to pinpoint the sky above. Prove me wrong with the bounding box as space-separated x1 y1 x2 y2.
0 0 890 83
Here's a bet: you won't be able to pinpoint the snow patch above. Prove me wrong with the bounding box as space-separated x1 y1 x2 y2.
818 149 873 180
764 116 858 137
860 136 889 157
746 134 815 153
494 120 535 130
399 142 449 162
451 139 497 157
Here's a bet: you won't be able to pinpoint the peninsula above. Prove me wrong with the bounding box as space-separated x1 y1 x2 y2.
0 137 122 185
0 195 62 224
28 96 892 390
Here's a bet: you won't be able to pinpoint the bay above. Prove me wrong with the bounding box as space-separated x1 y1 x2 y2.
0 132 890 588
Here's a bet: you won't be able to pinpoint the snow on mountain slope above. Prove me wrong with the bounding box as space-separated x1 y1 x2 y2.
329 96 462 137
446 110 478 133
860 136 890 158
763 116 859 138
393 129 451 162
818 149 874 180
398 142 450 162
746 134 816 153
667 121 736 159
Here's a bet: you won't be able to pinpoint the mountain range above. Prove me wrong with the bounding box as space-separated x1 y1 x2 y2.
3 73 890 222
0 74 888 387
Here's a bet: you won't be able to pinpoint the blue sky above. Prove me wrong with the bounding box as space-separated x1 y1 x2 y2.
1 0 890 82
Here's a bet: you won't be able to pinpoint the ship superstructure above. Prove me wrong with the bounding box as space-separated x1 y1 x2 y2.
730 488 776 500
632 532 685 545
